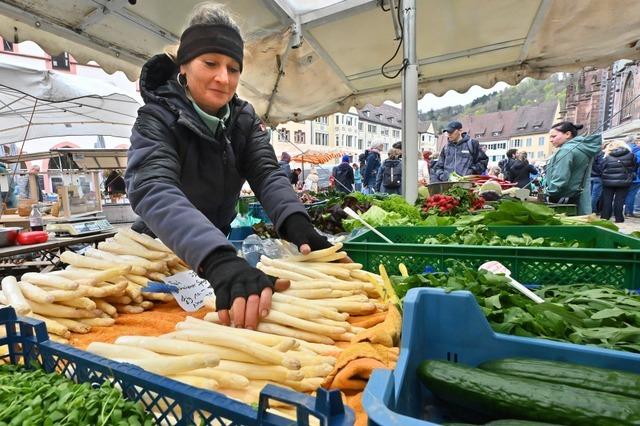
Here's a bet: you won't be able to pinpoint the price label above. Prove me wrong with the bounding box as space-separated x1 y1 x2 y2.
163 270 213 312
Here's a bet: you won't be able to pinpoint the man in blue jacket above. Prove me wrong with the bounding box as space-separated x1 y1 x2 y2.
432 121 488 182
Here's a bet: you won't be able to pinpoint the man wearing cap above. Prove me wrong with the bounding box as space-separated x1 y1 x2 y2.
432 121 488 182
332 154 355 193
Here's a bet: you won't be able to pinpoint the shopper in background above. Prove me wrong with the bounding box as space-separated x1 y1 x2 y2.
509 151 538 189
362 143 382 194
353 163 362 192
375 148 402 195
278 152 292 180
600 140 636 223
332 155 354 193
125 2 330 330
498 148 518 182
590 149 605 214
18 164 44 202
418 151 431 185
432 121 488 182
623 135 640 217
289 168 301 189
544 121 602 215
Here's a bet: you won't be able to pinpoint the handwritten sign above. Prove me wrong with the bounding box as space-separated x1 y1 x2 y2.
163 270 214 312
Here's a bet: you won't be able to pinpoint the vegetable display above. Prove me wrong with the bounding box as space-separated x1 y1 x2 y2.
391 265 640 352
422 225 586 248
422 186 485 216
0 364 153 425
417 360 640 426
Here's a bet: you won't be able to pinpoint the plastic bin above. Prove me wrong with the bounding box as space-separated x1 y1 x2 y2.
228 226 254 250
344 226 640 289
0 307 354 426
249 203 271 224
362 287 640 426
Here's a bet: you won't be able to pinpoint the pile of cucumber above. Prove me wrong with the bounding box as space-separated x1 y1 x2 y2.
417 358 640 426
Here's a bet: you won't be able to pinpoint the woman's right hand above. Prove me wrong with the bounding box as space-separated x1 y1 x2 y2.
219 279 290 330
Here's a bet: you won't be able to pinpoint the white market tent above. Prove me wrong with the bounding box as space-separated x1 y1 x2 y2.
0 62 141 145
2 0 640 201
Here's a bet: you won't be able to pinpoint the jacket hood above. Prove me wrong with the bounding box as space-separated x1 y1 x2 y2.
139 54 182 104
562 135 602 157
608 146 631 157
449 133 470 145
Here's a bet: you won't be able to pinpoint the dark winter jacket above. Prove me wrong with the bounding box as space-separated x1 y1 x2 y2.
509 160 538 188
125 54 307 272
278 160 292 180
498 157 516 181
631 144 640 183
332 162 354 193
432 134 488 182
362 150 381 187
374 159 402 194
590 151 605 178
601 147 636 188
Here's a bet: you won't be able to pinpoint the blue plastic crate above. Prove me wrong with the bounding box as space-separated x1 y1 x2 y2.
362 288 640 426
229 226 255 251
249 203 272 224
0 307 354 426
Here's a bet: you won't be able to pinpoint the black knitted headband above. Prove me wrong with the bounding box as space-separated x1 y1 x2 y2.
176 24 243 70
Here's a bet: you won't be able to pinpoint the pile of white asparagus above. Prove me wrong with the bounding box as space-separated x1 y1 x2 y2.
0 228 186 343
87 316 339 403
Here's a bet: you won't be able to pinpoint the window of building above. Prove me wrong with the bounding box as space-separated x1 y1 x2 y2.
393 129 400 138
538 136 545 146
358 139 363 149
345 116 354 126
526 137 532 147
512 139 522 148
492 131 501 136
335 115 341 125
51 52 71 71
278 128 290 142
537 151 544 158
2 38 14 52
388 117 394 124
368 124 377 133
358 122 363 131
363 110 370 117
294 130 305 144
335 134 341 146
621 73 635 120
314 132 328 146
346 135 353 147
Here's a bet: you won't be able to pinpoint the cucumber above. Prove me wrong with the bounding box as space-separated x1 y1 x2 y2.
417 360 640 426
479 358 640 399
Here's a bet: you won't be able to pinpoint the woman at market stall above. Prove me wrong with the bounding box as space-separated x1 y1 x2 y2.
125 3 331 330
509 151 538 189
544 121 602 215
600 140 636 223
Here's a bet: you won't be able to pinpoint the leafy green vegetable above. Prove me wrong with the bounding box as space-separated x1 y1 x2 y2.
343 205 409 231
422 225 587 248
0 364 154 425
390 264 640 353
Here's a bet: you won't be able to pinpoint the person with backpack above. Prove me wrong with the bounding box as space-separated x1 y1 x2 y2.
509 151 538 188
375 148 402 194
125 3 331 331
600 140 636 223
432 121 489 182
362 144 382 194
332 155 355 193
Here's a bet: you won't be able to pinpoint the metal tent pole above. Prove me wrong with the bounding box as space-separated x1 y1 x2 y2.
401 0 418 203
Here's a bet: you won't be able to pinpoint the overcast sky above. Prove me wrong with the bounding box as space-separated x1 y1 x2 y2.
387 81 511 112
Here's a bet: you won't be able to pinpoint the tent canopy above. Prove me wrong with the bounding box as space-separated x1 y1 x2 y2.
1 0 639 126
291 150 344 165
0 62 141 145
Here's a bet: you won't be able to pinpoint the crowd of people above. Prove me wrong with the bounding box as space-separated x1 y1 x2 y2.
275 119 639 224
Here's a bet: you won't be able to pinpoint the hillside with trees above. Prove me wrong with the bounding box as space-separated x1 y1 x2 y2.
420 75 567 129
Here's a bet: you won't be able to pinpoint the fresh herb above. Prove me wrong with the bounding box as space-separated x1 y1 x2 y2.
423 225 587 248
0 364 154 425
390 264 640 353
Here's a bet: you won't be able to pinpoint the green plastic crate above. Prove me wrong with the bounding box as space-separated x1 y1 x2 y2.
344 226 640 289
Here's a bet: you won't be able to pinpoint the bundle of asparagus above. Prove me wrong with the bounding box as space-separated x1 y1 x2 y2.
0 228 187 343
87 316 337 403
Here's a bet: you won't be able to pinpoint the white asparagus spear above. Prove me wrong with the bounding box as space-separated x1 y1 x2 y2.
26 300 97 319
112 234 168 259
60 252 147 276
271 293 348 321
256 322 335 345
58 297 97 311
118 228 173 253
18 281 54 304
284 243 343 262
185 368 249 389
115 354 220 375
79 282 128 298
215 360 304 382
300 363 334 378
1 276 31 315
94 299 117 317
269 301 322 320
261 310 346 335
27 313 70 338
167 375 219 390
21 273 78 290
171 330 300 370
184 316 298 348
55 318 92 334
78 317 116 327
51 266 131 284
256 264 309 282
259 256 337 281
88 342 162 359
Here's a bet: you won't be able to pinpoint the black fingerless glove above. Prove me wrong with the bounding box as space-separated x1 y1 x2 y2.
280 213 331 251
200 248 274 311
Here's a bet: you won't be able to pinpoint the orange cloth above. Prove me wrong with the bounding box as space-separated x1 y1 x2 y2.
352 304 402 347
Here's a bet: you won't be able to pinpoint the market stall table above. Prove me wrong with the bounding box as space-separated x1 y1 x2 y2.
0 230 117 269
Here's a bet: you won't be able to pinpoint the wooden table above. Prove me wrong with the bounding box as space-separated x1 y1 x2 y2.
0 231 116 270
0 214 58 229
